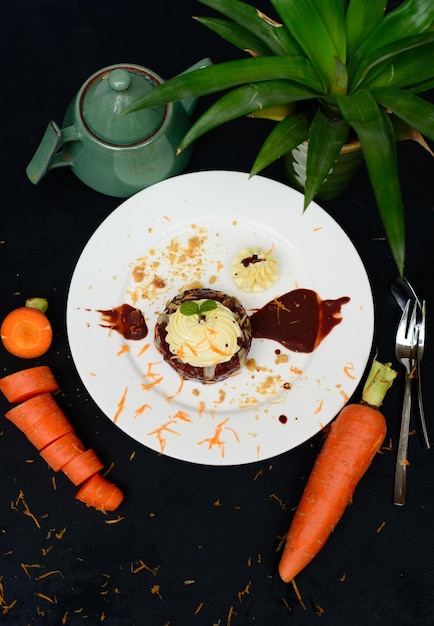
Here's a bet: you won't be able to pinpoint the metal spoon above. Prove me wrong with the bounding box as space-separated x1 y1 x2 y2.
391 277 430 449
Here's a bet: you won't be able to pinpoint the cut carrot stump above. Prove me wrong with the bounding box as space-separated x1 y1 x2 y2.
61 449 104 486
75 473 124 512
40 432 86 472
0 365 59 403
1 307 53 358
5 392 70 434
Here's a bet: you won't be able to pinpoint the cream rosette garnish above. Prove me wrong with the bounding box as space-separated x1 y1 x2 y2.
165 299 242 367
231 247 279 293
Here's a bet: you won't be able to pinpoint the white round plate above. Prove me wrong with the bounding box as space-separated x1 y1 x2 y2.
66 171 374 466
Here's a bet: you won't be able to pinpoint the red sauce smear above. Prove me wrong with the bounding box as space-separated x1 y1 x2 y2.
97 304 148 340
250 288 350 353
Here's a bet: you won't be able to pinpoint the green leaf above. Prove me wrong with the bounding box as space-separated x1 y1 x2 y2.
180 301 200 316
199 300 218 314
355 0 434 59
197 0 303 56
345 0 386 60
194 16 274 56
360 38 434 91
250 113 310 176
312 0 347 64
406 77 434 94
304 109 350 208
335 90 405 274
372 86 434 140
271 0 342 91
122 57 323 115
351 32 434 91
178 80 317 151
179 300 218 316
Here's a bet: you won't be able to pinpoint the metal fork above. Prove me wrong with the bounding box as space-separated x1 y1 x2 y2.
391 277 429 448
415 300 430 448
394 299 418 506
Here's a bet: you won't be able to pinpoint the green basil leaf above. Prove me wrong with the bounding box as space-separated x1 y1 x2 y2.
180 302 200 316
199 300 218 314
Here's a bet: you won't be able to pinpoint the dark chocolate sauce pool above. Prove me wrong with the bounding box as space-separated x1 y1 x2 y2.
250 288 350 353
97 304 148 340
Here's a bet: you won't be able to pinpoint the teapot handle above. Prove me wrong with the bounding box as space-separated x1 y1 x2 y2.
26 121 79 184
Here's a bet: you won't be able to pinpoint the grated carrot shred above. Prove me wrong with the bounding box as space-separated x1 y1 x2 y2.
150 584 162 599
105 516 124 524
197 418 237 457
343 362 356 379
137 343 150 357
134 403 152 417
12 491 41 528
269 493 286 510
237 581 251 602
227 605 235 625
130 559 160 576
165 376 184 402
194 602 204 614
291 578 306 610
35 592 57 604
376 520 386 533
35 570 64 581
113 387 128 423
314 399 323 415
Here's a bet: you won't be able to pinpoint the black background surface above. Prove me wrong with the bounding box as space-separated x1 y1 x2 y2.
1 1 434 625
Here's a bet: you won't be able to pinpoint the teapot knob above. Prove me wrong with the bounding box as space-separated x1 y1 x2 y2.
108 68 132 92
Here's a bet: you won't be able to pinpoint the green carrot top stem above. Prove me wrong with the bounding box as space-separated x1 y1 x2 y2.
361 360 397 409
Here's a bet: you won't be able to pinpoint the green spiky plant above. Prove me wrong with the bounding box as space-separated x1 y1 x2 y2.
126 0 434 274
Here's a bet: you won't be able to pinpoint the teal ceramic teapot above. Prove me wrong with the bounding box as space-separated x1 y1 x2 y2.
26 60 211 198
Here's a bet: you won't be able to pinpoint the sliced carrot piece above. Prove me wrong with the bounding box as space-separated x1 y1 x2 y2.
1 307 53 359
23 411 74 451
5 393 68 433
61 449 104 486
40 432 86 472
75 473 124 512
0 365 59 403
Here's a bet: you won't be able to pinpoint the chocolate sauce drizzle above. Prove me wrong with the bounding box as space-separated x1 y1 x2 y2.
250 288 350 353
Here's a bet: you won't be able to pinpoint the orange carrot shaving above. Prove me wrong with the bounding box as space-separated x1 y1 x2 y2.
343 362 356 379
278 360 396 582
314 399 323 415
113 387 128 423
1 307 52 358
0 366 59 403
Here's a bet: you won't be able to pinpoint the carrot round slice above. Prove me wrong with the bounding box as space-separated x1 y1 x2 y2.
0 365 59 403
40 432 86 472
23 411 74 451
5 393 68 433
75 473 124 512
61 449 104 486
1 307 52 359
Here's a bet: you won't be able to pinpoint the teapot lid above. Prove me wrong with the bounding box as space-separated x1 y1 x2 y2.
80 65 166 145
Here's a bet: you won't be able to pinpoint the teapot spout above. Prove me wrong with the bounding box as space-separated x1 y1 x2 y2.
178 57 213 116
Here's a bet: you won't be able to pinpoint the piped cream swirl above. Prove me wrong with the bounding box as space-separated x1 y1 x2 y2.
231 247 279 293
165 299 242 367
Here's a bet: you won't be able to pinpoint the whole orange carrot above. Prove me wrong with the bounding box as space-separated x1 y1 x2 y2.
278 360 397 583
